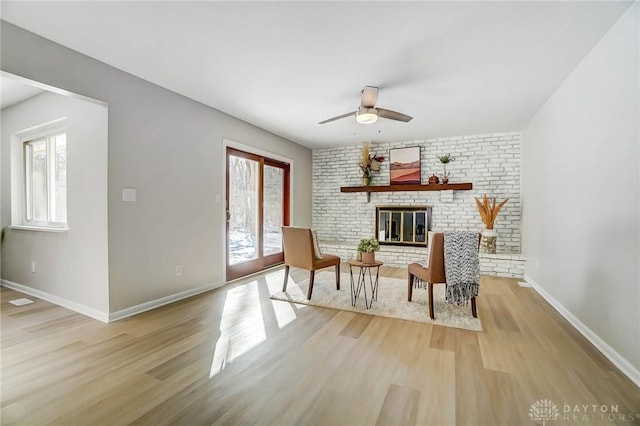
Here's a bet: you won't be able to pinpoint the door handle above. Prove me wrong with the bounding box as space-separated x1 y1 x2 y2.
226 210 231 223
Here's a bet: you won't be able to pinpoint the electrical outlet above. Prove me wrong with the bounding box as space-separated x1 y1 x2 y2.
175 265 183 276
31 261 36 273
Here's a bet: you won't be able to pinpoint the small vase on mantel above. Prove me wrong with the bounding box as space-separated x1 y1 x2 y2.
481 229 498 254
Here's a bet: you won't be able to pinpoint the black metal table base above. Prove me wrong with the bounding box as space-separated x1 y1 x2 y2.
349 264 381 309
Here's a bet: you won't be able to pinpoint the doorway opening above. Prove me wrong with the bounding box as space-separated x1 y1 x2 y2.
226 147 290 280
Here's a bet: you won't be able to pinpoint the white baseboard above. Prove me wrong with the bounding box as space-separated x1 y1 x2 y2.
108 280 225 322
2 278 226 324
524 274 640 389
1 279 110 323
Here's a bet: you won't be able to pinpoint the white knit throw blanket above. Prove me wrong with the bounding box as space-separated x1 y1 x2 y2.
444 231 480 305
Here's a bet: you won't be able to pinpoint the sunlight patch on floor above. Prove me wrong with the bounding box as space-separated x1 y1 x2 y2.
265 270 299 328
210 280 266 377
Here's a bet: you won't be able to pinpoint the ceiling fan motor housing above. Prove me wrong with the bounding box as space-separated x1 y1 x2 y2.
356 106 379 124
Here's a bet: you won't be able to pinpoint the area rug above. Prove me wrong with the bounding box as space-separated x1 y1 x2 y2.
268 270 482 331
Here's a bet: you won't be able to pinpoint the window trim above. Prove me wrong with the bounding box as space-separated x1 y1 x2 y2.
9 224 68 233
13 121 68 231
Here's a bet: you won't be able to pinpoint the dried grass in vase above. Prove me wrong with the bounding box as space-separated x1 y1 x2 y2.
474 194 509 230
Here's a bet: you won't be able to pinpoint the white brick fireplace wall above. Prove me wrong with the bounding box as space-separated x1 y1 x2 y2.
312 132 525 278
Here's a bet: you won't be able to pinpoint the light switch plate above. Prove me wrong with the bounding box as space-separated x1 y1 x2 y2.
122 188 137 202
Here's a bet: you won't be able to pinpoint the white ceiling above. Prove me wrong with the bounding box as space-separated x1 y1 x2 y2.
0 76 45 109
1 1 633 148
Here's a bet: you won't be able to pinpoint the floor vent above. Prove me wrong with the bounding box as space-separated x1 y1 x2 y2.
9 298 34 306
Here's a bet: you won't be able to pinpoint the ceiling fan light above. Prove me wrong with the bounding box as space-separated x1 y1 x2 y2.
356 107 379 124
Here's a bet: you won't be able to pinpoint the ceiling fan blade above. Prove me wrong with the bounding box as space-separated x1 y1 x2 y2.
361 86 378 108
318 111 356 124
377 108 413 122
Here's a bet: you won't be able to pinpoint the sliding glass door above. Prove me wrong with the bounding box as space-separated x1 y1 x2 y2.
226 147 290 280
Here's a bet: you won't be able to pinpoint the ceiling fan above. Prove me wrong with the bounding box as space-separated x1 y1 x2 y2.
318 86 413 125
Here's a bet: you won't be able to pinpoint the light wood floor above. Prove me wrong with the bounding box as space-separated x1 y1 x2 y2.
2 266 639 425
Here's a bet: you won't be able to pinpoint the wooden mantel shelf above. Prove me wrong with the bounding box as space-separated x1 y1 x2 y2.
340 183 473 193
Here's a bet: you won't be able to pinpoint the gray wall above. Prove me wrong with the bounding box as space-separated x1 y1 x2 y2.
522 4 639 373
1 90 109 316
1 21 312 313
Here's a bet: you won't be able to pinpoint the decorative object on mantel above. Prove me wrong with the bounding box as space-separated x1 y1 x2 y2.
357 238 380 263
390 146 421 184
437 153 455 184
474 194 509 254
359 142 385 186
428 174 440 184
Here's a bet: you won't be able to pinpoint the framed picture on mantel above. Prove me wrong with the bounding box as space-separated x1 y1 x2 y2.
390 147 421 185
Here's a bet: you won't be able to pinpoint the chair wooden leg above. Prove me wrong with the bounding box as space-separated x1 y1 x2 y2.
307 270 315 300
407 273 414 301
428 282 435 320
282 265 290 292
471 296 477 318
335 264 340 290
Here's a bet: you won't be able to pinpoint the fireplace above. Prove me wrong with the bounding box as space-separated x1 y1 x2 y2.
376 206 432 247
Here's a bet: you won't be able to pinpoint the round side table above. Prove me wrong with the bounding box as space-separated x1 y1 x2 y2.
347 259 384 309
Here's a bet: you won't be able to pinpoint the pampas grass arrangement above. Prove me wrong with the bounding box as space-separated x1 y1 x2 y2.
360 142 370 170
475 194 509 230
359 142 385 184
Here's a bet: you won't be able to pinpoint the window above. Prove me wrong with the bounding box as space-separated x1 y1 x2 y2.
22 130 67 227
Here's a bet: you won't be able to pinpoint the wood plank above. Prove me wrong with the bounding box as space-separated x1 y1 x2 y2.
485 293 521 332
2 267 639 425
429 324 456 352
339 313 374 339
375 383 421 426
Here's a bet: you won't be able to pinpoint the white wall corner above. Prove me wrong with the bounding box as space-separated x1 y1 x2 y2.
524 275 640 389
1 279 109 323
1 278 227 324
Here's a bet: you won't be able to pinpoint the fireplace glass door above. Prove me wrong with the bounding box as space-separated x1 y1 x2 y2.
376 206 431 247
